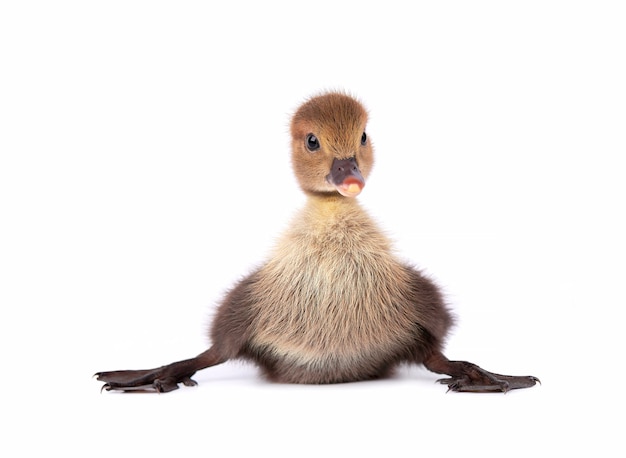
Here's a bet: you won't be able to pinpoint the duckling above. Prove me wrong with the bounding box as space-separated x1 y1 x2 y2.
96 92 539 393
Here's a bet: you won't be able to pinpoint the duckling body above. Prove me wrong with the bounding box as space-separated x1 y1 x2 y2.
241 195 446 383
96 92 538 393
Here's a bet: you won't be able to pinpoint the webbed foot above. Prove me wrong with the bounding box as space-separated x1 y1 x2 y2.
437 369 540 393
95 360 198 393
424 352 539 393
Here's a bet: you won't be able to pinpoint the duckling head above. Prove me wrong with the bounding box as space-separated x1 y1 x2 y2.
290 92 374 197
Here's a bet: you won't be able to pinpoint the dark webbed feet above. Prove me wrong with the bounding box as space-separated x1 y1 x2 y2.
95 360 199 393
437 371 540 393
96 348 226 393
424 352 539 393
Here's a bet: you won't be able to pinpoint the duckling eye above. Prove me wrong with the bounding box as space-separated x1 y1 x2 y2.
361 132 367 146
305 133 320 152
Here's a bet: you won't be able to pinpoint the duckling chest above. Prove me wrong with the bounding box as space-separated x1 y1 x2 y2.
247 222 419 367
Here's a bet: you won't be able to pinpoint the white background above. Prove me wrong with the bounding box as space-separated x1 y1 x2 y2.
1 1 624 456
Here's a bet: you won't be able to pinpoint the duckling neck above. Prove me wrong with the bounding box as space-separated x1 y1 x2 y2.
289 192 388 252
305 192 362 220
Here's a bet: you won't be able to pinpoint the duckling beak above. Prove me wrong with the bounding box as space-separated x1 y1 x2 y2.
327 157 365 198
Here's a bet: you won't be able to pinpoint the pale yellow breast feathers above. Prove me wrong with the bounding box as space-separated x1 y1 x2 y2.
248 197 418 368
